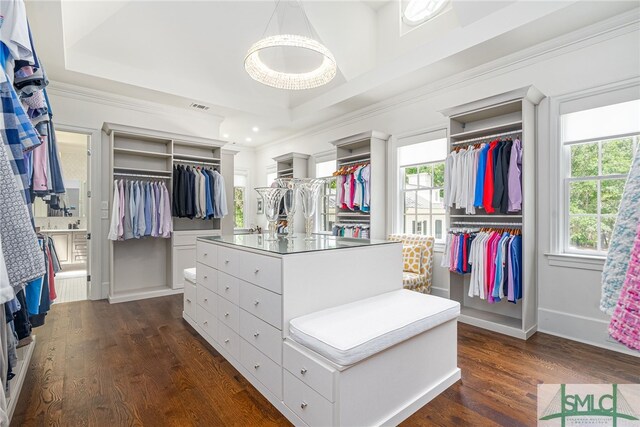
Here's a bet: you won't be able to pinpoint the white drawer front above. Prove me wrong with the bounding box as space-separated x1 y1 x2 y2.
197 303 217 343
196 241 217 268
284 370 333 427
218 295 240 333
241 339 282 400
240 310 282 364
218 322 240 360
183 282 196 320
283 342 335 402
239 281 282 330
217 271 240 305
238 252 282 294
196 263 218 293
197 286 217 316
218 246 239 277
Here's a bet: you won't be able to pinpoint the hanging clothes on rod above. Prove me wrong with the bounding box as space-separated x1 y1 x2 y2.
444 136 522 214
442 226 522 304
332 223 370 239
108 178 172 240
333 162 371 212
172 163 227 220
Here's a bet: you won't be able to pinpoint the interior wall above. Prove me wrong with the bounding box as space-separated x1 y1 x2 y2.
250 27 640 355
48 85 223 299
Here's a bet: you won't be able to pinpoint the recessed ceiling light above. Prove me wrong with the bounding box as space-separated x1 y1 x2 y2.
403 0 448 25
252 126 260 132
246 137 252 142
222 133 229 138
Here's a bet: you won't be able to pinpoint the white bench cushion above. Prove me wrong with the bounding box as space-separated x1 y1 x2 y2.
183 268 197 283
289 289 460 366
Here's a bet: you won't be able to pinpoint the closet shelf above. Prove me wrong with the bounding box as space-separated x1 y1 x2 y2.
113 166 172 175
113 147 172 158
173 153 221 162
337 152 371 163
6 335 36 420
450 121 522 140
278 167 294 173
449 214 522 218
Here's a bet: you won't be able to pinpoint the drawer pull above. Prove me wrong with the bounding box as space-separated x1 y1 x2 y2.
225 286 230 291
204 298 208 302
300 368 307 375
224 312 229 317
204 253 208 257
224 339 229 343
254 364 260 369
203 321 208 325
300 402 308 409
186 298 191 303
253 332 260 338
225 260 230 264
204 275 208 279
254 268 260 274
253 300 260 306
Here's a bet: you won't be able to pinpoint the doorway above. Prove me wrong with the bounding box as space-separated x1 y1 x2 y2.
33 130 91 303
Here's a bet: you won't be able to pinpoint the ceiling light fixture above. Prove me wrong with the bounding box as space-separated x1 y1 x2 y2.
223 133 229 138
403 0 448 25
252 126 260 132
246 137 253 142
245 1 336 90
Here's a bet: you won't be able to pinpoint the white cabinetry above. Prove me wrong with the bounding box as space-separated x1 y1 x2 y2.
184 235 402 426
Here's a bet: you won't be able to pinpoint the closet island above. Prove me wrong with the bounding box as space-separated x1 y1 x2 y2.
185 234 405 424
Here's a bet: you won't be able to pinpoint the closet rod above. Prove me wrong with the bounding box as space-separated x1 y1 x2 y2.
114 172 170 179
336 220 370 225
451 221 522 227
452 129 522 146
173 159 220 166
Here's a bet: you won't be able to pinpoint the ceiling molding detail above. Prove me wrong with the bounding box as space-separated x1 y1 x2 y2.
256 8 640 151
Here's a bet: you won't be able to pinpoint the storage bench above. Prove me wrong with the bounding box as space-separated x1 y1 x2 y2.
285 289 461 426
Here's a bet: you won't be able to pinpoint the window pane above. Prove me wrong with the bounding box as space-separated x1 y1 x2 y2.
416 190 430 214
569 181 597 214
431 189 445 213
403 216 414 234
433 162 445 187
416 215 430 235
601 179 625 214
562 99 640 142
398 138 447 166
234 187 245 228
403 168 419 190
569 216 598 251
570 143 598 177
601 137 635 175
433 215 445 240
601 216 617 251
404 192 416 215
417 165 433 188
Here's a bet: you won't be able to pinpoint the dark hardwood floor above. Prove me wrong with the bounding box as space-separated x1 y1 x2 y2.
11 295 639 426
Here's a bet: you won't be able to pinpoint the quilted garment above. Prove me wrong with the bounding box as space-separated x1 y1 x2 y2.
389 234 434 294
601 149 640 315
608 221 640 351
0 137 45 290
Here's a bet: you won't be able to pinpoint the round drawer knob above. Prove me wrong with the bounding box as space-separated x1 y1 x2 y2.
225 260 230 264
300 368 307 375
254 269 260 274
203 321 208 325
224 339 229 343
254 364 260 369
204 253 208 256
225 286 230 291
225 312 229 317
300 402 308 409
204 275 208 279
254 300 260 306
204 298 208 302
253 332 260 338
186 298 191 303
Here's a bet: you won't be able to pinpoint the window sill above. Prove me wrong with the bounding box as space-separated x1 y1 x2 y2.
545 253 605 271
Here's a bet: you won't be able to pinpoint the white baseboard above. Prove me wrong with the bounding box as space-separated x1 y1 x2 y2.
431 286 449 298
538 308 639 358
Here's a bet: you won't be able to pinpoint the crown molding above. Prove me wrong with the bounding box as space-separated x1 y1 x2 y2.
257 8 639 151
47 81 225 123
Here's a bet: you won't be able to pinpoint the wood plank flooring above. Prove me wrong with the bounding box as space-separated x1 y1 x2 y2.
11 295 640 426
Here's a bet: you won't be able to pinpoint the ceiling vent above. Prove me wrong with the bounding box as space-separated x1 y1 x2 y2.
189 102 210 111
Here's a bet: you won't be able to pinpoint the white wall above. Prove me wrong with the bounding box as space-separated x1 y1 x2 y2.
250 23 640 355
48 83 223 299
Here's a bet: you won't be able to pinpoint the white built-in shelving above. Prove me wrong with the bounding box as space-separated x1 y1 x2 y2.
440 86 544 340
104 123 235 302
273 152 310 231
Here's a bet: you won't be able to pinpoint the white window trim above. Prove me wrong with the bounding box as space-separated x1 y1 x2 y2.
234 169 249 231
547 78 640 269
390 126 448 249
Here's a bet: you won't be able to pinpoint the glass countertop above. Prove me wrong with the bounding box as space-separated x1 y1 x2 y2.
198 233 399 255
